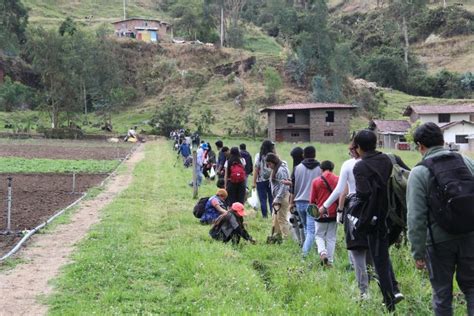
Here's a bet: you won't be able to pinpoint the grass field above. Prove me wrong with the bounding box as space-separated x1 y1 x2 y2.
0 157 118 173
44 139 469 315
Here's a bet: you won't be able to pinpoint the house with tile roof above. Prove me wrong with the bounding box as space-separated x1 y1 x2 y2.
370 119 411 149
440 120 474 152
260 103 357 143
403 104 474 125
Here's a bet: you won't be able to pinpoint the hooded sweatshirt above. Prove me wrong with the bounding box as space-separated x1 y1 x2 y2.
293 159 321 202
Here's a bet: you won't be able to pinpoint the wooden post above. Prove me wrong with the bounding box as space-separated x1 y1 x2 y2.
192 150 198 199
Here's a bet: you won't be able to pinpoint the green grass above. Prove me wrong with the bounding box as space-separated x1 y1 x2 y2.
45 139 468 315
0 157 118 173
243 27 283 57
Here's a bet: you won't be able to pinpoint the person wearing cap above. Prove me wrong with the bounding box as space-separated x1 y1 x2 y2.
200 189 228 224
209 202 256 244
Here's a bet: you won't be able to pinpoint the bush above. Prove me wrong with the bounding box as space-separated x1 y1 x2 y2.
149 97 189 136
285 55 306 87
227 25 244 48
263 67 283 101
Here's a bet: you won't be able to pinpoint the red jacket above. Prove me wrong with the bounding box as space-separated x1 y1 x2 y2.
310 171 339 220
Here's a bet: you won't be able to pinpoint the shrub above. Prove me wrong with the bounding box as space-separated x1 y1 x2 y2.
263 67 283 101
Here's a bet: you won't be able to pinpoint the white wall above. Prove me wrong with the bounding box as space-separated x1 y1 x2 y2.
419 114 471 125
443 123 474 152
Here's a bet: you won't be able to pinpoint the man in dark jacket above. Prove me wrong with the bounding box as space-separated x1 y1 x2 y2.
239 143 253 188
353 129 405 312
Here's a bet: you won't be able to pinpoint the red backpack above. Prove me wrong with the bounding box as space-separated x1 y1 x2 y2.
229 162 246 183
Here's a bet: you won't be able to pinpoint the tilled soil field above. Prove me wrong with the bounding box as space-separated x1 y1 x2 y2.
0 141 132 160
0 173 107 255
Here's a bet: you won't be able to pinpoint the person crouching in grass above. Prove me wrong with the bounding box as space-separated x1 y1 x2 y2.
209 202 256 244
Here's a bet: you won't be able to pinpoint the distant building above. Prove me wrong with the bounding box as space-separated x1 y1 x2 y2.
112 18 172 42
261 103 357 143
440 120 474 152
403 104 474 125
371 119 411 149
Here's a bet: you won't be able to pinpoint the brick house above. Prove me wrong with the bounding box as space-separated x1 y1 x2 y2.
112 18 172 42
370 119 411 149
261 103 357 143
403 104 474 125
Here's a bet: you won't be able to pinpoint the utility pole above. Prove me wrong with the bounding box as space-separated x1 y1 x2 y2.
123 0 126 20
220 5 224 47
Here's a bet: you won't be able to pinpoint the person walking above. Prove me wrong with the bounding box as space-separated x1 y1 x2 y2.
292 146 321 254
252 140 275 218
266 153 291 243
407 122 474 316
224 147 247 205
310 161 338 264
239 143 253 189
352 129 405 312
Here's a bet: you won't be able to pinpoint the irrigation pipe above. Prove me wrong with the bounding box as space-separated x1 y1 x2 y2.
0 142 141 262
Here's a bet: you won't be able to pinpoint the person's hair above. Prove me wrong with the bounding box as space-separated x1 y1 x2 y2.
265 152 280 165
215 140 223 149
227 147 242 171
290 147 304 169
259 140 275 162
207 142 212 151
222 146 229 153
348 140 360 159
413 122 444 148
353 129 377 152
239 143 246 150
321 160 334 172
303 146 316 159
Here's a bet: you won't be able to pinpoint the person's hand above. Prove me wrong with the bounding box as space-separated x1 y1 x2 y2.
320 206 327 215
415 259 426 270
280 179 292 185
336 211 343 224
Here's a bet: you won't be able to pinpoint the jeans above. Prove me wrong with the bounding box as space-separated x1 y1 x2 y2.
367 233 398 311
256 180 273 218
350 249 369 295
295 201 309 234
426 234 474 316
302 213 316 256
315 221 337 263
195 164 203 186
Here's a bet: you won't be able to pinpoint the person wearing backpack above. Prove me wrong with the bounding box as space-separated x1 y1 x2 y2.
209 202 256 244
352 129 405 312
252 140 275 218
310 161 338 265
239 143 253 188
200 189 228 225
407 122 474 316
224 147 247 205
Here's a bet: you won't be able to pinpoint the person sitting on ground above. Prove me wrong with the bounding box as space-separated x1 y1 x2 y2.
310 160 339 266
200 189 228 225
124 126 137 142
209 202 256 244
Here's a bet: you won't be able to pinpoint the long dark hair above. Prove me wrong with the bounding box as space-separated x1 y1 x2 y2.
259 140 275 163
290 146 304 170
227 147 242 172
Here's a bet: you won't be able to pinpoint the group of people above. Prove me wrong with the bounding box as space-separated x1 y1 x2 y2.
182 122 474 315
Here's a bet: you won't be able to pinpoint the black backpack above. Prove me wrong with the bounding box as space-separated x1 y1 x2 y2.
193 197 209 218
419 153 474 237
241 151 253 176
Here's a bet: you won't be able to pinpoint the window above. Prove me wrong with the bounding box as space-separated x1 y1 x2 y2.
145 21 148 26
291 132 300 137
438 113 450 123
455 135 468 144
287 113 295 124
324 130 334 137
326 111 335 123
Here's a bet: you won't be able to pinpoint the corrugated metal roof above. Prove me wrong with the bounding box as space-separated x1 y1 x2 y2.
440 120 474 130
403 104 474 116
261 103 357 112
373 120 411 133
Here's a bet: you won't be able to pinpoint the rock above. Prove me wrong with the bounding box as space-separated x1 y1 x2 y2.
425 33 441 44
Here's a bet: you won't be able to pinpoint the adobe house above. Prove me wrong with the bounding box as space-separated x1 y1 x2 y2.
370 119 411 149
261 103 357 143
403 104 474 125
112 18 172 42
440 120 474 152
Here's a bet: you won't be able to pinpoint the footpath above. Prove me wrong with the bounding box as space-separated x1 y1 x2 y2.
0 144 145 315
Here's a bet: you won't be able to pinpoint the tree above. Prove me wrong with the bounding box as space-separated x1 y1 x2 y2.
0 0 29 53
193 106 215 134
150 97 189 135
263 67 283 102
244 103 260 139
0 76 32 111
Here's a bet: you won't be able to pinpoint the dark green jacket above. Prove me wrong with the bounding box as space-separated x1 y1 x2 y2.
407 146 474 260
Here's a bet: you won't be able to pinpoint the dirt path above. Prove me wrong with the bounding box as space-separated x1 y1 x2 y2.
0 144 145 316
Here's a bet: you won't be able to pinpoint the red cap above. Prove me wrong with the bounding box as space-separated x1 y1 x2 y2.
231 202 246 217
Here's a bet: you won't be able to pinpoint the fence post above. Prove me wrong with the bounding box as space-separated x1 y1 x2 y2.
192 150 198 199
72 172 76 193
6 177 12 232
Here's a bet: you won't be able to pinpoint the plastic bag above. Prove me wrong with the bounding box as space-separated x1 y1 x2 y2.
247 189 260 210
209 167 216 179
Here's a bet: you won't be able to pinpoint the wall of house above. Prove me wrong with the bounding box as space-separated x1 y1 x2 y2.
276 129 310 142
267 111 276 141
443 123 474 151
274 110 310 127
418 113 471 125
114 20 170 41
309 109 352 143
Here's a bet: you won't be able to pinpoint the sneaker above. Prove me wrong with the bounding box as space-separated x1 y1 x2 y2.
320 252 329 266
360 293 370 301
394 292 405 304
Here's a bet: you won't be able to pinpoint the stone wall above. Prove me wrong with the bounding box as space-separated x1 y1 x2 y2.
309 109 352 143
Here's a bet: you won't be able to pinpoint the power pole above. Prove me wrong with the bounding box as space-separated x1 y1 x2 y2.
123 0 126 20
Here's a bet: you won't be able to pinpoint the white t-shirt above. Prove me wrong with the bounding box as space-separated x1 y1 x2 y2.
224 158 246 168
323 158 358 208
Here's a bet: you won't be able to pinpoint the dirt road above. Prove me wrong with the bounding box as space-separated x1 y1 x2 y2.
0 144 145 315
